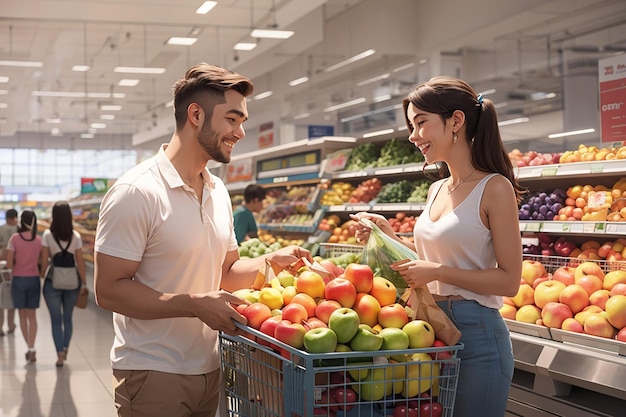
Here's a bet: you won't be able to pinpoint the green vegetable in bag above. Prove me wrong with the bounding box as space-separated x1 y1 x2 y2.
360 218 418 291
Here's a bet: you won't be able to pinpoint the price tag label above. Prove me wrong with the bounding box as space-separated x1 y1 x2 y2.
582 223 596 233
541 167 557 177
561 223 571 232
570 223 584 234
525 222 542 232
594 222 606 233
590 163 604 174
606 223 626 234
273 176 288 183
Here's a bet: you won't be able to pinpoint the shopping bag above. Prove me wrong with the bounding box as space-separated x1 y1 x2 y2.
47 265 80 290
0 278 13 309
75 289 88 309
401 287 462 346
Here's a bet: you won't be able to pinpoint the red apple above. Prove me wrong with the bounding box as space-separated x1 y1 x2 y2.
324 278 357 308
369 276 397 307
241 302 273 330
532 276 549 289
378 303 410 329
610 282 626 297
419 400 443 417
315 299 342 324
428 339 453 360
583 312 616 339
561 317 584 333
258 315 283 349
274 319 307 349
282 302 308 324
616 326 626 342
534 280 566 309
574 261 605 282
343 263 374 294
290 293 317 317
552 266 576 286
589 289 610 310
521 259 547 285
558 284 589 314
295 270 326 299
541 302 573 329
352 293 381 327
319 259 344 279
315 389 339 415
393 403 418 417
605 294 626 329
575 274 604 296
303 317 328 331
330 386 358 412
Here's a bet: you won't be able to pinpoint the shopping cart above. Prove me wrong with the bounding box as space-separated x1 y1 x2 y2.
0 262 13 310
220 322 462 417
318 243 362 259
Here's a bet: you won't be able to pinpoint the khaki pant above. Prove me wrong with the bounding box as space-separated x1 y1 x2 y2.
113 368 221 417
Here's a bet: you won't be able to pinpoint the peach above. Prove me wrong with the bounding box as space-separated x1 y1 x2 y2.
558 284 589 314
588 289 610 310
561 317 584 333
541 302 573 329
575 274 604 296
499 304 517 321
583 312 616 339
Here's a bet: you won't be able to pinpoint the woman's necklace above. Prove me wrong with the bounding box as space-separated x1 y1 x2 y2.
447 169 475 194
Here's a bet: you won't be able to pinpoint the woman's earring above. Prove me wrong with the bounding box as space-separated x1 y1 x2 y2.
453 133 458 144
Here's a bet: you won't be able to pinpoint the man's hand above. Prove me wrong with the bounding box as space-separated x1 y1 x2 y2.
192 290 249 336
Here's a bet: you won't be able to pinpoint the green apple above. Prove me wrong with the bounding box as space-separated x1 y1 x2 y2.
276 270 295 287
402 319 435 348
355 368 386 401
349 327 383 351
232 288 260 303
328 308 360 344
379 327 410 350
303 328 338 353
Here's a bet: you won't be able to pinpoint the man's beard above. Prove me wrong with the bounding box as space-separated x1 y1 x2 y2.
198 119 231 164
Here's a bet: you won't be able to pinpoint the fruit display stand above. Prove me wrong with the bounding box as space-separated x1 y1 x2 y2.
220 322 462 417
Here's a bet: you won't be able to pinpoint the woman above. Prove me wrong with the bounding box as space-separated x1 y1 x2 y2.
353 76 525 417
6 210 43 363
40 201 87 367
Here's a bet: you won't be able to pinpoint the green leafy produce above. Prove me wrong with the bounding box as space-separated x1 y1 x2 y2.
344 143 380 171
375 180 415 203
376 138 424 167
407 180 431 203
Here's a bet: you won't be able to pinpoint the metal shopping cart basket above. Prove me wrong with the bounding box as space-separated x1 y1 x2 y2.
220 322 462 417
318 243 362 259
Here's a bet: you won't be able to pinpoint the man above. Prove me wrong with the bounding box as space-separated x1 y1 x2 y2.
233 184 266 244
94 63 310 417
0 208 18 335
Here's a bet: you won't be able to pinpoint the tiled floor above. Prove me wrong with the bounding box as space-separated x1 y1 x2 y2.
0 288 118 417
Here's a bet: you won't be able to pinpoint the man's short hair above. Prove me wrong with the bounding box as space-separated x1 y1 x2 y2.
244 184 267 203
5 209 17 219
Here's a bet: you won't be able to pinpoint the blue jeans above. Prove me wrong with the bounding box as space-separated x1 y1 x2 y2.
42 278 79 353
436 299 514 417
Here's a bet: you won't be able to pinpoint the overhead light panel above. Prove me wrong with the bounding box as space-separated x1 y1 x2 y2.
196 1 217 14
100 114 115 120
72 65 90 72
90 122 106 129
45 118 62 123
363 128 394 138
294 112 310 120
0 90 8 95
167 37 198 46
0 60 43 67
118 79 140 87
288 76 309 87
498 117 529 127
253 91 273 100
373 94 391 103
357 73 390 87
250 29 294 39
51 127 62 136
100 104 122 111
325 49 375 72
393 62 415 72
0 76 8 83
548 128 595 139
114 66 166 74
81 133 94 139
33 91 125 98
324 97 366 112
0 103 8 109
234 42 257 51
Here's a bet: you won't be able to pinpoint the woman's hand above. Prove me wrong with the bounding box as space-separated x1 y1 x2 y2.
349 212 394 244
390 258 440 288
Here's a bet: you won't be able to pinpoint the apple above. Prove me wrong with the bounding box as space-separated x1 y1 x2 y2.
303 327 338 353
402 320 435 348
369 277 397 307
428 339 453 360
276 270 295 287
532 276 549 289
328 308 360 344
343 263 374 293
378 303 410 328
521 259 547 285
499 303 517 320
610 282 626 297
258 287 284 310
589 289 610 310
574 261 605 282
330 386 357 412
561 317 584 333
315 390 339 415
303 317 328 331
315 299 342 324
290 293 318 318
347 361 372 381
510 284 535 307
281 286 297 305
575 274 604 296
583 312 616 339
319 260 344 279
350 326 384 351
419 401 443 417
258 315 283 349
552 266 576 286
603 270 626 291
534 280 566 309
393 403 418 417
356 368 386 401
605 294 626 329
281 302 308 324
616 326 626 342
558 284 589 314
295 270 326 299
270 277 285 292
235 304 247 314
379 327 410 350
274 319 306 349
352 293 381 327
232 288 260 304
515 304 541 324
540 302 573 329
503 296 515 306
324 278 357 308
241 302 273 330
574 305 603 325
401 353 434 398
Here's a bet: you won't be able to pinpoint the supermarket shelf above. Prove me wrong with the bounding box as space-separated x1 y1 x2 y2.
519 220 626 236
324 202 427 213
517 159 626 179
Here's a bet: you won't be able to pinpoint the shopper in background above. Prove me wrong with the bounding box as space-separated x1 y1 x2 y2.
233 183 267 244
6 210 43 363
94 62 311 417
0 208 18 335
40 201 88 367
352 76 524 417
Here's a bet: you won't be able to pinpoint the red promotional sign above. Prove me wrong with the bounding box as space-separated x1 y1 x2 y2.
599 54 626 143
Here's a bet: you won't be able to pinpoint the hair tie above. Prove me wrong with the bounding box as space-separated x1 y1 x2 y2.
477 94 483 105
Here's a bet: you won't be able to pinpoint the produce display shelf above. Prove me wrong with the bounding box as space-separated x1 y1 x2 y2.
318 242 363 258
520 220 626 236
522 254 626 274
516 159 626 179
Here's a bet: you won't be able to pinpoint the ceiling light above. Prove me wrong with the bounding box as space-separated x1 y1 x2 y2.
118 79 140 87
51 128 61 136
72 65 90 72
166 37 198 46
294 112 310 120
0 60 43 67
498 117 529 126
196 1 217 14
0 76 8 83
548 128 595 139
324 97 366 112
100 104 122 111
32 91 125 98
363 128 394 138
357 73 390 87
100 114 115 120
254 91 273 100
0 103 8 109
479 89 496 96
326 49 375 72
114 66 166 74
393 63 415 72
165 99 174 107
531 92 556 101
250 29 294 39
81 133 94 139
397 125 407 131
45 118 61 123
234 42 257 51
373 94 391 103
288 76 309 87
90 122 106 129
0 90 7 95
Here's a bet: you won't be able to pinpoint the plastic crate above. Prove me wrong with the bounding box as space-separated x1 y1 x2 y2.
220 323 462 417
523 254 626 274
319 243 363 259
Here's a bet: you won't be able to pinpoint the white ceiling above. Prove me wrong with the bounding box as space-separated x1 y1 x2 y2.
0 0 625 152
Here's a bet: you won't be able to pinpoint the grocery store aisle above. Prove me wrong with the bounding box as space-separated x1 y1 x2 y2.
0 266 118 417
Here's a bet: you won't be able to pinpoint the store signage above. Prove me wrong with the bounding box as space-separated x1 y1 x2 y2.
225 159 253 183
80 178 114 194
598 54 626 143
258 121 274 149
308 125 334 138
